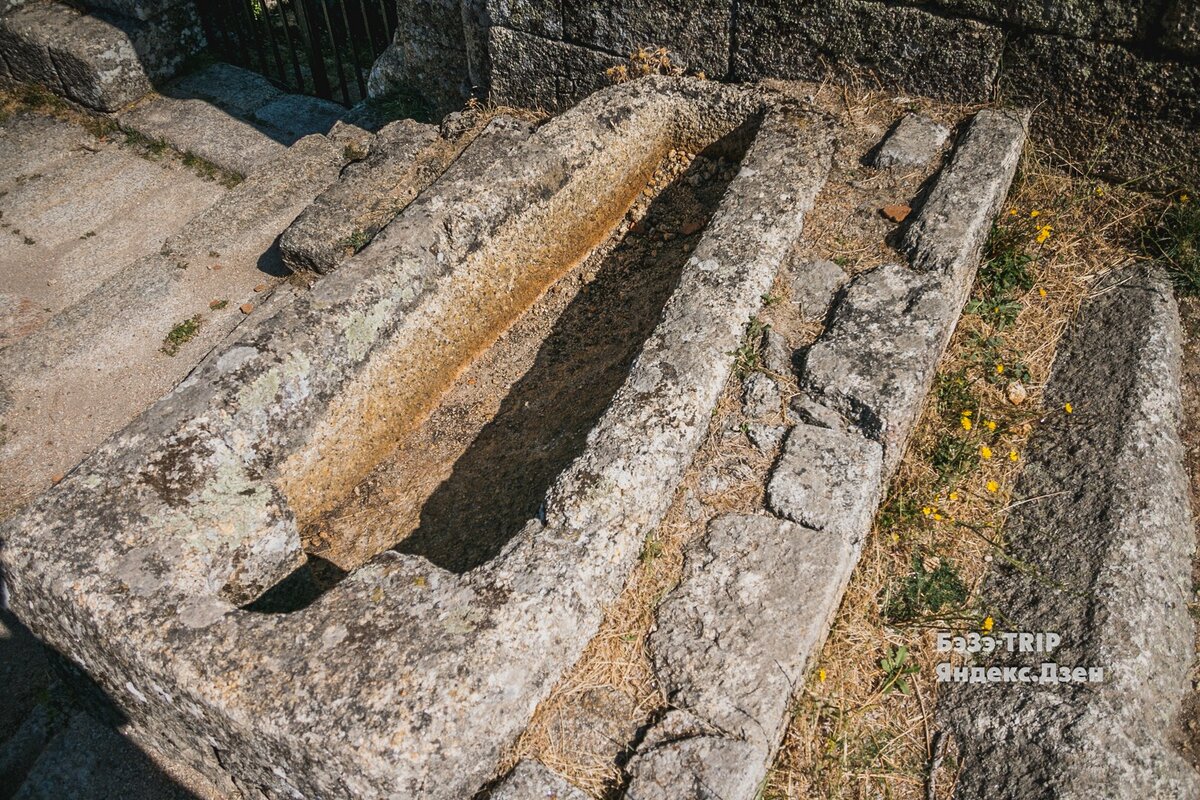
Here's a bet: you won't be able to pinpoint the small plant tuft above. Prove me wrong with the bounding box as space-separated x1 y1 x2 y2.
339 229 373 254
732 317 768 377
878 645 919 695
161 314 202 356
1142 195 1200 294
883 553 969 624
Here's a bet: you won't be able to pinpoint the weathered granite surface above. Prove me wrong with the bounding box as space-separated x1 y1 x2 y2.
648 511 865 746
788 255 848 324
119 97 287 175
279 116 509 274
868 112 949 170
621 104 1025 796
0 3 149 111
999 33 1200 186
800 109 1024 475
0 0 202 111
489 759 587 800
732 0 1005 102
1 77 829 799
486 26 625 112
766 424 883 535
370 0 1198 185
941 265 1199 798
166 62 284 116
625 710 765 800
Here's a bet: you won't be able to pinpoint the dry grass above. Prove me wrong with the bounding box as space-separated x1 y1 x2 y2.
763 145 1165 799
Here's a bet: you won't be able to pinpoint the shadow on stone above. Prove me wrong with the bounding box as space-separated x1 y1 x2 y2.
392 124 757 574
0 608 203 799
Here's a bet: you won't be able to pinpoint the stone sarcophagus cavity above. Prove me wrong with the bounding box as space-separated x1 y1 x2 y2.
0 77 834 798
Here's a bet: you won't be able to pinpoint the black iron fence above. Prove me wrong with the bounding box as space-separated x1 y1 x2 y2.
197 0 397 107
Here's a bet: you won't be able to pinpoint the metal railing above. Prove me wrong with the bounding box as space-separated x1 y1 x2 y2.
197 0 397 107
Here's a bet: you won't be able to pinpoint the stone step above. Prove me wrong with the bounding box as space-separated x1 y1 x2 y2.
0 130 347 516
0 114 223 348
279 113 530 274
0 0 201 112
118 63 352 177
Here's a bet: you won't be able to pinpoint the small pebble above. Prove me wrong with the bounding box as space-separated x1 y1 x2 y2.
239 303 254 315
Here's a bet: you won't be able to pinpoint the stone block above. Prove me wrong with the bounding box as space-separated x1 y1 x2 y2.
488 26 624 110
562 0 732 78
490 759 586 799
119 97 287 176
250 93 346 141
108 3 205 82
1000 33 1200 188
369 34 470 114
867 112 949 169
167 62 285 117
1 79 818 800
742 371 781 419
788 255 848 323
902 109 1026 281
766 423 883 536
731 0 1005 102
483 0 562 40
649 513 860 748
924 0 1156 41
787 393 853 433
1162 0 1200 55
0 3 153 112
624 716 765 800
279 116 514 274
801 264 960 475
942 265 1199 797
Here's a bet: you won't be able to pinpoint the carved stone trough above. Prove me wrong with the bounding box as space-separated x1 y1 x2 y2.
1 77 834 798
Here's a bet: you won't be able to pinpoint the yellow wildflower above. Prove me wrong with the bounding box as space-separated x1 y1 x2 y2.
1009 208 1018 216
985 420 997 432
818 668 827 682
1094 186 1104 197
980 445 993 459
1039 287 1047 298
1182 193 1191 204
922 506 932 516
1009 449 1019 462
961 410 972 417
995 363 1005 374
891 531 900 545
1030 209 1041 218
949 491 959 501
933 513 943 521
1036 225 1053 244
987 480 999 493
961 416 973 431
981 616 994 632
1064 402 1073 414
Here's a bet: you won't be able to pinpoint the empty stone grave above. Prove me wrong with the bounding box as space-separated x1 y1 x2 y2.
2 77 843 798
6 57 1186 798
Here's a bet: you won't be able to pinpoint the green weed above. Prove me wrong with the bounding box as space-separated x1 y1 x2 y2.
883 553 968 624
161 314 202 356
878 645 919 695
1143 196 1200 294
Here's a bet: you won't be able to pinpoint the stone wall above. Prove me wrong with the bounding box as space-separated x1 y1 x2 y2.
370 0 1200 187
